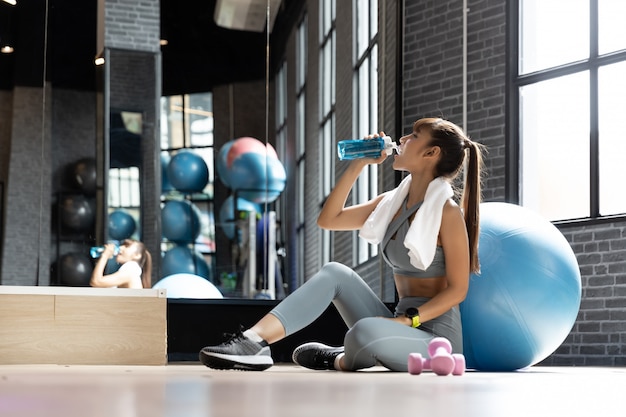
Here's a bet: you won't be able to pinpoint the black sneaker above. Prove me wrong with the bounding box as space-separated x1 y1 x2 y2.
292 342 344 370
199 330 273 371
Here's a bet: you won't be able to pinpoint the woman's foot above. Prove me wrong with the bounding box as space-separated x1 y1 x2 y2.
199 329 273 371
292 342 344 370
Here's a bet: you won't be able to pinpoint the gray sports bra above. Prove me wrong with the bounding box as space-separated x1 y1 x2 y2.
381 199 446 278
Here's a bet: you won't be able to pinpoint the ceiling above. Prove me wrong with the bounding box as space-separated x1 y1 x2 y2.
0 0 296 96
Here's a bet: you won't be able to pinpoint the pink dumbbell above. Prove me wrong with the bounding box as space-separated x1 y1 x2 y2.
408 337 465 376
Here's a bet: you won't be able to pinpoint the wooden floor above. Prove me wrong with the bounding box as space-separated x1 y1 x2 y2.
1 363 625 416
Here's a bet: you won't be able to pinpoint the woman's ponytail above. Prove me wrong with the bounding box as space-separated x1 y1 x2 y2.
461 140 483 273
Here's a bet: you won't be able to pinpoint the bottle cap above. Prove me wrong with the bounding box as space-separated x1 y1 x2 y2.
382 136 399 155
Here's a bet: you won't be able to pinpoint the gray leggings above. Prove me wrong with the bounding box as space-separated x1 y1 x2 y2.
269 262 463 372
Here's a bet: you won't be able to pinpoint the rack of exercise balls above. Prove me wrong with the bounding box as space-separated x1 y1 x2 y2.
216 137 287 299
53 157 141 286
156 149 220 298
53 157 98 286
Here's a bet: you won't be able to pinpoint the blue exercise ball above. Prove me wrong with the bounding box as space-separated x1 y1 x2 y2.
228 153 286 203
218 195 261 239
161 152 175 193
153 273 223 299
161 246 211 280
161 200 202 243
460 202 582 371
167 151 209 193
60 195 95 232
216 140 235 188
108 210 136 240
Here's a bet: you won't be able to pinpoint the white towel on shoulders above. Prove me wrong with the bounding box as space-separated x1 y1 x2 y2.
359 176 453 270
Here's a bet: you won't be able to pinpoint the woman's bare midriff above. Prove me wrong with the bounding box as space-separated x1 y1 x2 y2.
394 274 447 298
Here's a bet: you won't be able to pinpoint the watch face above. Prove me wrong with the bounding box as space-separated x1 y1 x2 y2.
405 307 419 318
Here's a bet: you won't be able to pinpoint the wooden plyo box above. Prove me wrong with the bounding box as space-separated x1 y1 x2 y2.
0 286 167 365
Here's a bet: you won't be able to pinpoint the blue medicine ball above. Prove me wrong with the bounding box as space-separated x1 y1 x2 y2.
108 210 136 240
161 246 211 280
460 203 582 371
161 200 202 244
161 152 175 193
228 153 286 203
167 151 209 193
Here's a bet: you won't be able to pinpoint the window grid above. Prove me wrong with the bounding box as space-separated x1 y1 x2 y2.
353 0 379 264
295 15 307 288
510 0 626 221
319 0 336 266
272 61 288 294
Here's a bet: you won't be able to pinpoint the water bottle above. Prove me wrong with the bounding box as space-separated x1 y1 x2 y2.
90 244 120 258
337 136 399 160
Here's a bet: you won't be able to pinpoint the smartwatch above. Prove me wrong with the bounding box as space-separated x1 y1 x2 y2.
405 307 421 328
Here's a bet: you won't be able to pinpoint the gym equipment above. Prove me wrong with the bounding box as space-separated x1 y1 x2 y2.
255 212 285 299
59 194 95 232
218 195 260 240
152 273 223 299
408 337 466 376
161 200 202 243
58 252 93 286
216 140 235 188
108 210 136 240
225 136 278 168
161 245 211 280
460 202 582 371
167 150 209 193
161 152 175 193
239 210 279 299
228 152 286 203
71 157 97 195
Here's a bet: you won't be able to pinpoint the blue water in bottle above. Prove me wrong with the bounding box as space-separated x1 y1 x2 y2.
90 244 120 258
337 136 399 160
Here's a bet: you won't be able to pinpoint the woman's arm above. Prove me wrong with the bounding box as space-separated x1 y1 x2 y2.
317 155 388 231
90 268 137 288
90 244 133 288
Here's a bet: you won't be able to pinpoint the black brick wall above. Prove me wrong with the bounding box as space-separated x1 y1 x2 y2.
1 87 52 285
103 0 160 53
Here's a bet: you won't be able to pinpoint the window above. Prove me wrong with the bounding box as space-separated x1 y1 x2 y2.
275 61 288 296
319 0 335 266
512 0 626 221
353 0 378 263
296 15 308 288
108 167 140 209
275 61 288 216
160 92 216 256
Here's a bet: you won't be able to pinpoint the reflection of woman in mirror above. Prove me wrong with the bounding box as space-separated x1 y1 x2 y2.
90 240 152 289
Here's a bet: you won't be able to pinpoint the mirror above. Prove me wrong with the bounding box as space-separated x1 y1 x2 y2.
154 0 287 300
99 47 161 278
108 109 142 242
0 0 285 295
